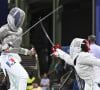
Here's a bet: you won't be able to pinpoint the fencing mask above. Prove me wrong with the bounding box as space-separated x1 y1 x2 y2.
7 7 25 31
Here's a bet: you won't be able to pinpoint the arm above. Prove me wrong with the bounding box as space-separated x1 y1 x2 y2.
9 47 35 55
56 49 74 66
2 46 35 56
79 53 100 67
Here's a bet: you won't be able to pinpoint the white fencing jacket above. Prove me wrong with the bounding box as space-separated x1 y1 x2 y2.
56 49 100 84
0 24 30 55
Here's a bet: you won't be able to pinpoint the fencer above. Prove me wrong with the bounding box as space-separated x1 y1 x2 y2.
0 7 35 90
52 38 100 90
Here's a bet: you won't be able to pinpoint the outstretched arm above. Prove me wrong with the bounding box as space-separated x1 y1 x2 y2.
79 53 100 67
55 49 74 66
1 44 35 56
8 47 35 55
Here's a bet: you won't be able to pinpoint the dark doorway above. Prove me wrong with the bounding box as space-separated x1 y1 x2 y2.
28 1 52 74
62 0 92 45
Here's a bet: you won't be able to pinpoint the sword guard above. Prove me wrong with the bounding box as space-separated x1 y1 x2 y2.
52 45 61 53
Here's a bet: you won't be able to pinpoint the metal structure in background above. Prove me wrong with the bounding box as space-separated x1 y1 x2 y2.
53 0 62 45
59 70 74 90
34 51 41 79
50 0 62 73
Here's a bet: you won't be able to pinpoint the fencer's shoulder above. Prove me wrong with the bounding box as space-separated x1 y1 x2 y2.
0 24 7 28
79 52 91 58
0 24 9 30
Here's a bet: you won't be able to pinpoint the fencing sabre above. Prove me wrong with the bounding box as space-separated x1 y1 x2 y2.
59 69 73 90
40 20 54 46
39 21 61 56
12 5 63 45
40 21 61 56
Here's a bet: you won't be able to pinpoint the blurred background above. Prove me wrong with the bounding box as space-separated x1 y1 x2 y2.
0 0 94 89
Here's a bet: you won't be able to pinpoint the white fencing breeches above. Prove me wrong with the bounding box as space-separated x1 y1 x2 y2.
7 70 17 90
85 80 100 90
0 53 29 90
84 80 93 90
93 83 100 90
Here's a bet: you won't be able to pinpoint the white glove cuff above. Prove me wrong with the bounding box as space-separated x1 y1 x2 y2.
1 44 9 50
24 49 29 55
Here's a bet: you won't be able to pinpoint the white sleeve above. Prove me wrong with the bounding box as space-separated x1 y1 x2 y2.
56 49 74 66
0 25 8 39
79 53 100 67
8 47 30 55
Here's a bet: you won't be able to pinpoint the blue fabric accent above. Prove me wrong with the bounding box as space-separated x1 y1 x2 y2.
6 61 11 67
96 0 100 6
96 6 100 45
96 0 100 45
73 80 79 90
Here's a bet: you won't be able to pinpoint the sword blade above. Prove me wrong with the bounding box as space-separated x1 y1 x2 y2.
13 5 63 45
40 21 54 46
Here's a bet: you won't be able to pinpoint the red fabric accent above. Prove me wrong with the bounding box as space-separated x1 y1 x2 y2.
10 58 15 62
5 47 9 51
85 40 90 51
53 53 58 57
52 45 61 57
52 45 61 53
89 84 91 87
